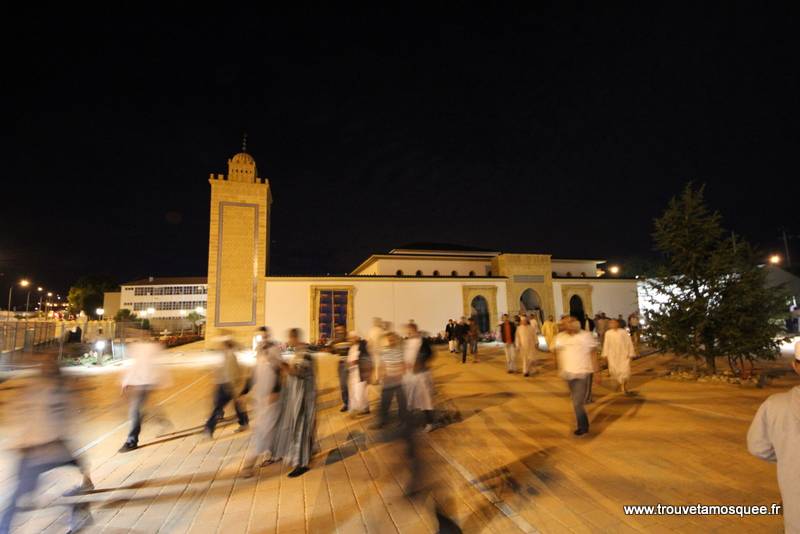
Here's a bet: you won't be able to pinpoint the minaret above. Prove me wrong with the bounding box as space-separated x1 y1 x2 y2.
205 143 272 346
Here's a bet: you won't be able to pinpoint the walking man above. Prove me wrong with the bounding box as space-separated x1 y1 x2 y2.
445 319 456 353
601 320 636 393
119 339 171 452
499 313 517 372
374 331 409 429
554 317 598 436
468 317 479 362
367 317 385 382
542 315 558 353
455 317 469 364
747 340 800 532
516 316 538 377
205 338 249 437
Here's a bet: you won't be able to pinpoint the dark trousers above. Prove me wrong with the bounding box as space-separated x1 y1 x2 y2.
470 339 478 354
460 339 467 363
567 376 591 432
338 359 349 409
125 387 151 446
378 382 408 426
205 383 248 434
1 444 83 533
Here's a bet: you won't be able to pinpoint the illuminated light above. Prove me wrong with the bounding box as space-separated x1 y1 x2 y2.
95 340 106 351
609 265 620 275
147 307 155 315
96 308 105 317
37 286 43 292
47 292 52 297
195 306 205 314
19 279 30 287
769 254 781 265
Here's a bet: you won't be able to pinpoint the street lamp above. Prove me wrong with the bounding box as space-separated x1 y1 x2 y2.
609 265 621 275
6 279 30 320
195 306 205 315
96 307 105 320
769 254 781 265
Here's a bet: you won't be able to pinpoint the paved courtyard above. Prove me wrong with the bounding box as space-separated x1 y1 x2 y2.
0 343 795 533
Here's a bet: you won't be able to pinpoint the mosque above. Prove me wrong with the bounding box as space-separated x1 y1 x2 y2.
200 150 641 345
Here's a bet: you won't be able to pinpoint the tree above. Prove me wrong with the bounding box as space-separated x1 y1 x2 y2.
67 276 117 318
185 311 204 335
643 184 789 374
114 308 137 322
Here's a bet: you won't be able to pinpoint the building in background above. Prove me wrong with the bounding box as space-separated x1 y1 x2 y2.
116 277 208 329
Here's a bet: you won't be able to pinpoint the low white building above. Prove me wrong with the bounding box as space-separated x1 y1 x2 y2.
119 276 208 321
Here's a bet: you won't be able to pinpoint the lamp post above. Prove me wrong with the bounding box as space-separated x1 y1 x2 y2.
96 308 105 321
7 279 30 320
36 287 44 314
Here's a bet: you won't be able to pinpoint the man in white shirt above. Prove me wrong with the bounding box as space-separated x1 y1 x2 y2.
554 317 598 436
747 340 800 532
119 340 171 452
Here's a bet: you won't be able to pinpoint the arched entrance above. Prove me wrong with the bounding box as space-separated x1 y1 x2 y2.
470 295 490 333
519 288 544 323
569 295 585 326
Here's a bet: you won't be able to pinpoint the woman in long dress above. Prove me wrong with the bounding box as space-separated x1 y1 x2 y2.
242 327 283 477
271 328 317 478
601 320 636 393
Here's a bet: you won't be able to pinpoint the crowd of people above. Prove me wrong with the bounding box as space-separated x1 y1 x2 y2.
5 309 798 532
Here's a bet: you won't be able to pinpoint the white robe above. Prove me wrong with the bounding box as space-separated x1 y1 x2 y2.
601 328 635 383
748 386 800 533
347 344 368 412
251 344 281 456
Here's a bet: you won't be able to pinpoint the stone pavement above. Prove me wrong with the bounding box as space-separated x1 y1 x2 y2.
0 344 795 533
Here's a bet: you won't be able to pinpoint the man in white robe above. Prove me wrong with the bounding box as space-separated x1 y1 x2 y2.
366 317 385 384
346 331 369 414
747 342 800 533
601 320 636 393
516 316 538 377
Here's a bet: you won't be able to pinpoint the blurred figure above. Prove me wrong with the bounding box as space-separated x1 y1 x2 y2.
445 319 456 353
454 317 469 364
628 312 641 352
516 316 538 377
374 331 408 429
602 320 636 394
542 315 558 353
367 317 385 382
595 312 609 345
1 355 94 533
616 313 626 328
242 327 283 477
499 313 517 373
346 331 371 415
204 337 249 438
328 325 350 412
554 317 598 437
118 339 172 452
747 344 800 532
403 323 436 432
467 317 479 362
272 328 317 478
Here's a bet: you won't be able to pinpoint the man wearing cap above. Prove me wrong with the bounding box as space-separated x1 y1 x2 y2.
747 340 800 532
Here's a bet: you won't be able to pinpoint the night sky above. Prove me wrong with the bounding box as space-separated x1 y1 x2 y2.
4 7 799 304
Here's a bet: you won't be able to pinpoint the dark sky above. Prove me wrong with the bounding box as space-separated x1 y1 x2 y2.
3 6 799 303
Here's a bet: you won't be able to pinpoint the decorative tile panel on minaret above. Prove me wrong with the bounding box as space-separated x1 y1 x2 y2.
205 150 271 346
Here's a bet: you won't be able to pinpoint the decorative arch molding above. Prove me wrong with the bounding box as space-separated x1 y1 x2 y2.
560 284 593 318
462 285 498 330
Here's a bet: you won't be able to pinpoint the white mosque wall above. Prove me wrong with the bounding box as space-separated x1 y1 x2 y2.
367 258 493 277
263 278 508 341
552 279 641 319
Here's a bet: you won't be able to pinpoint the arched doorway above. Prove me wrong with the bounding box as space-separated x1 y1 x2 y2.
569 295 585 326
470 295 490 333
519 288 544 323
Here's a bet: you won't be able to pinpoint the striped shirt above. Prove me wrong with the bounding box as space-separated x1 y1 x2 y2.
381 345 405 385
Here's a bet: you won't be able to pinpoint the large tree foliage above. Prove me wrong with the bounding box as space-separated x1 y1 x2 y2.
643 184 789 373
67 276 117 318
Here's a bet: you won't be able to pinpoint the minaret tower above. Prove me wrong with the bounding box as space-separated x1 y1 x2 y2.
205 138 272 346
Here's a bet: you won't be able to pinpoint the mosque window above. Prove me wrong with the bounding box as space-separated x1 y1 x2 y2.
396 270 403 276
451 270 458 276
487 270 492 276
552 272 557 277
415 270 423 276
469 270 476 277
566 271 572 277
580 272 586 277
433 270 440 276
